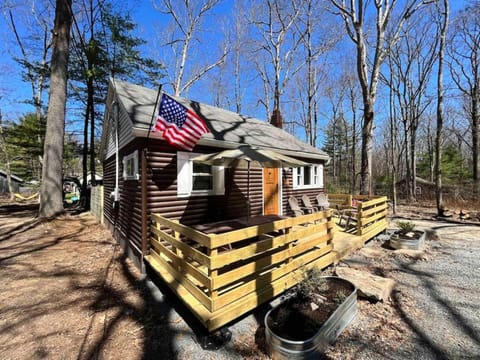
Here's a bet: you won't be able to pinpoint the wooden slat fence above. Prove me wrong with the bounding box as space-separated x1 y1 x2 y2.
146 211 335 331
329 194 388 239
355 196 388 239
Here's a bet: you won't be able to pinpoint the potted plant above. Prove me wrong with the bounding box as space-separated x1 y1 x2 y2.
390 221 426 250
265 268 357 359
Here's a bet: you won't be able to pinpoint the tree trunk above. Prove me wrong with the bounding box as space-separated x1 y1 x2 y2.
472 94 479 195
360 103 374 195
435 0 449 216
0 112 14 200
39 0 72 219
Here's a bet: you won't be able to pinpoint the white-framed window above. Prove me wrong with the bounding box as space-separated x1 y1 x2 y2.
177 151 225 197
122 150 139 180
292 164 323 189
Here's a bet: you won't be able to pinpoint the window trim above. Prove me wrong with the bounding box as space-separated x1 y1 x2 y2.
122 150 139 180
292 164 323 189
177 151 225 198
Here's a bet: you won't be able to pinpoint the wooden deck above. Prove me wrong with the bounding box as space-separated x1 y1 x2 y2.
145 196 388 332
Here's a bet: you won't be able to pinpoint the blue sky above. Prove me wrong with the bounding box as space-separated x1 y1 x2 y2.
0 0 472 144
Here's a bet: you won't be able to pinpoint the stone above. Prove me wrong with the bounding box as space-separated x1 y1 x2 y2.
335 267 395 302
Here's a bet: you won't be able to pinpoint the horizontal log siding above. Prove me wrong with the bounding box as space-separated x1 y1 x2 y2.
145 140 263 226
103 140 144 254
281 163 327 216
103 156 116 226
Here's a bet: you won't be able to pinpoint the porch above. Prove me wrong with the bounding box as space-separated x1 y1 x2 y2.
144 196 388 331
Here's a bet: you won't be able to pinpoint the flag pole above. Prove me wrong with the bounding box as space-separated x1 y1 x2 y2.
145 84 163 153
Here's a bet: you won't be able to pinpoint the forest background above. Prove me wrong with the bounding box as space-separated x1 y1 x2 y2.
0 0 478 216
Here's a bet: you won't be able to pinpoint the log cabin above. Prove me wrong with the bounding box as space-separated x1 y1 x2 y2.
99 79 388 331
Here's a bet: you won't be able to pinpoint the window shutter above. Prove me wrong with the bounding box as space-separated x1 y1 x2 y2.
292 167 298 188
318 164 324 188
122 157 127 180
213 166 225 195
177 152 192 197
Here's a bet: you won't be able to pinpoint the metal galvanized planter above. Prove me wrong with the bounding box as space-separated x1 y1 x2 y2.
390 230 426 250
265 276 357 360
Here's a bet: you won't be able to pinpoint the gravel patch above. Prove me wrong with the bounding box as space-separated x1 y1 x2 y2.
325 218 480 359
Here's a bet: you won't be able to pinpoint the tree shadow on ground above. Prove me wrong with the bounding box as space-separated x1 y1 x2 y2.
380 241 480 359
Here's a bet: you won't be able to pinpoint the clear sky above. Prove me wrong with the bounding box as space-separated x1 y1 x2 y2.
0 0 472 140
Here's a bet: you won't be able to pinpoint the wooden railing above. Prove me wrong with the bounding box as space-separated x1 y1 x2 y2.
329 194 388 239
355 196 388 238
147 211 335 331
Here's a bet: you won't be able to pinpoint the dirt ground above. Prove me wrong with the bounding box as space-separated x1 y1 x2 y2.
0 202 479 359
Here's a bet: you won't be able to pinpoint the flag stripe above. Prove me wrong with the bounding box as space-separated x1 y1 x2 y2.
151 94 209 151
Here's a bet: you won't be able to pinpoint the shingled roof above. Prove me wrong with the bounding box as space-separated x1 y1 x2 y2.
109 79 329 161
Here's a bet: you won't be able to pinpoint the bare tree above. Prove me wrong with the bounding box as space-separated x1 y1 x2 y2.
39 0 72 218
155 0 227 96
5 3 54 179
435 0 449 216
385 13 438 201
250 0 302 121
329 0 431 195
295 0 341 145
448 2 480 195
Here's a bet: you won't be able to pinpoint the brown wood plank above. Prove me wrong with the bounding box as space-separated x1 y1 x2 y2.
210 220 332 269
359 203 387 217
359 219 388 239
148 251 214 311
212 245 333 311
206 252 337 331
145 254 213 321
210 211 332 248
212 236 332 289
152 213 212 247
358 210 388 227
150 227 211 268
359 196 388 208
150 238 211 290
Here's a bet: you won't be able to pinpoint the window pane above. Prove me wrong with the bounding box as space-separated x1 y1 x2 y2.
304 166 311 185
192 162 213 190
127 158 134 176
193 175 213 190
193 163 212 174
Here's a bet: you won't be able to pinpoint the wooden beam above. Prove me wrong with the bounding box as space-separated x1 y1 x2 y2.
150 226 211 267
151 213 212 248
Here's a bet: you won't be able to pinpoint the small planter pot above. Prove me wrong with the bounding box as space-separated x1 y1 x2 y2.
390 230 426 250
265 276 357 360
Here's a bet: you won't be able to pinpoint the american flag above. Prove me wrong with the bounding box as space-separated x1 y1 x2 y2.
153 94 209 151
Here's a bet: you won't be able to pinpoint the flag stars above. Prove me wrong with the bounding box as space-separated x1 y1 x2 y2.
161 97 187 128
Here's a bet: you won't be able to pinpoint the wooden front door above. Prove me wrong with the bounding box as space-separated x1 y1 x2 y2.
263 167 279 215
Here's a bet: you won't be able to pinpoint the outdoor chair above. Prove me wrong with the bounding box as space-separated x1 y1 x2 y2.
289 196 312 217
302 194 319 212
316 193 330 210
337 205 358 231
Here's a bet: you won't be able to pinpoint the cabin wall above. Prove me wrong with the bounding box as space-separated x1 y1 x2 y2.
102 88 136 161
103 140 144 268
103 138 264 269
146 140 263 225
281 162 327 216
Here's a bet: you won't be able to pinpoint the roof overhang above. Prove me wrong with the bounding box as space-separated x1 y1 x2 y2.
132 127 329 162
